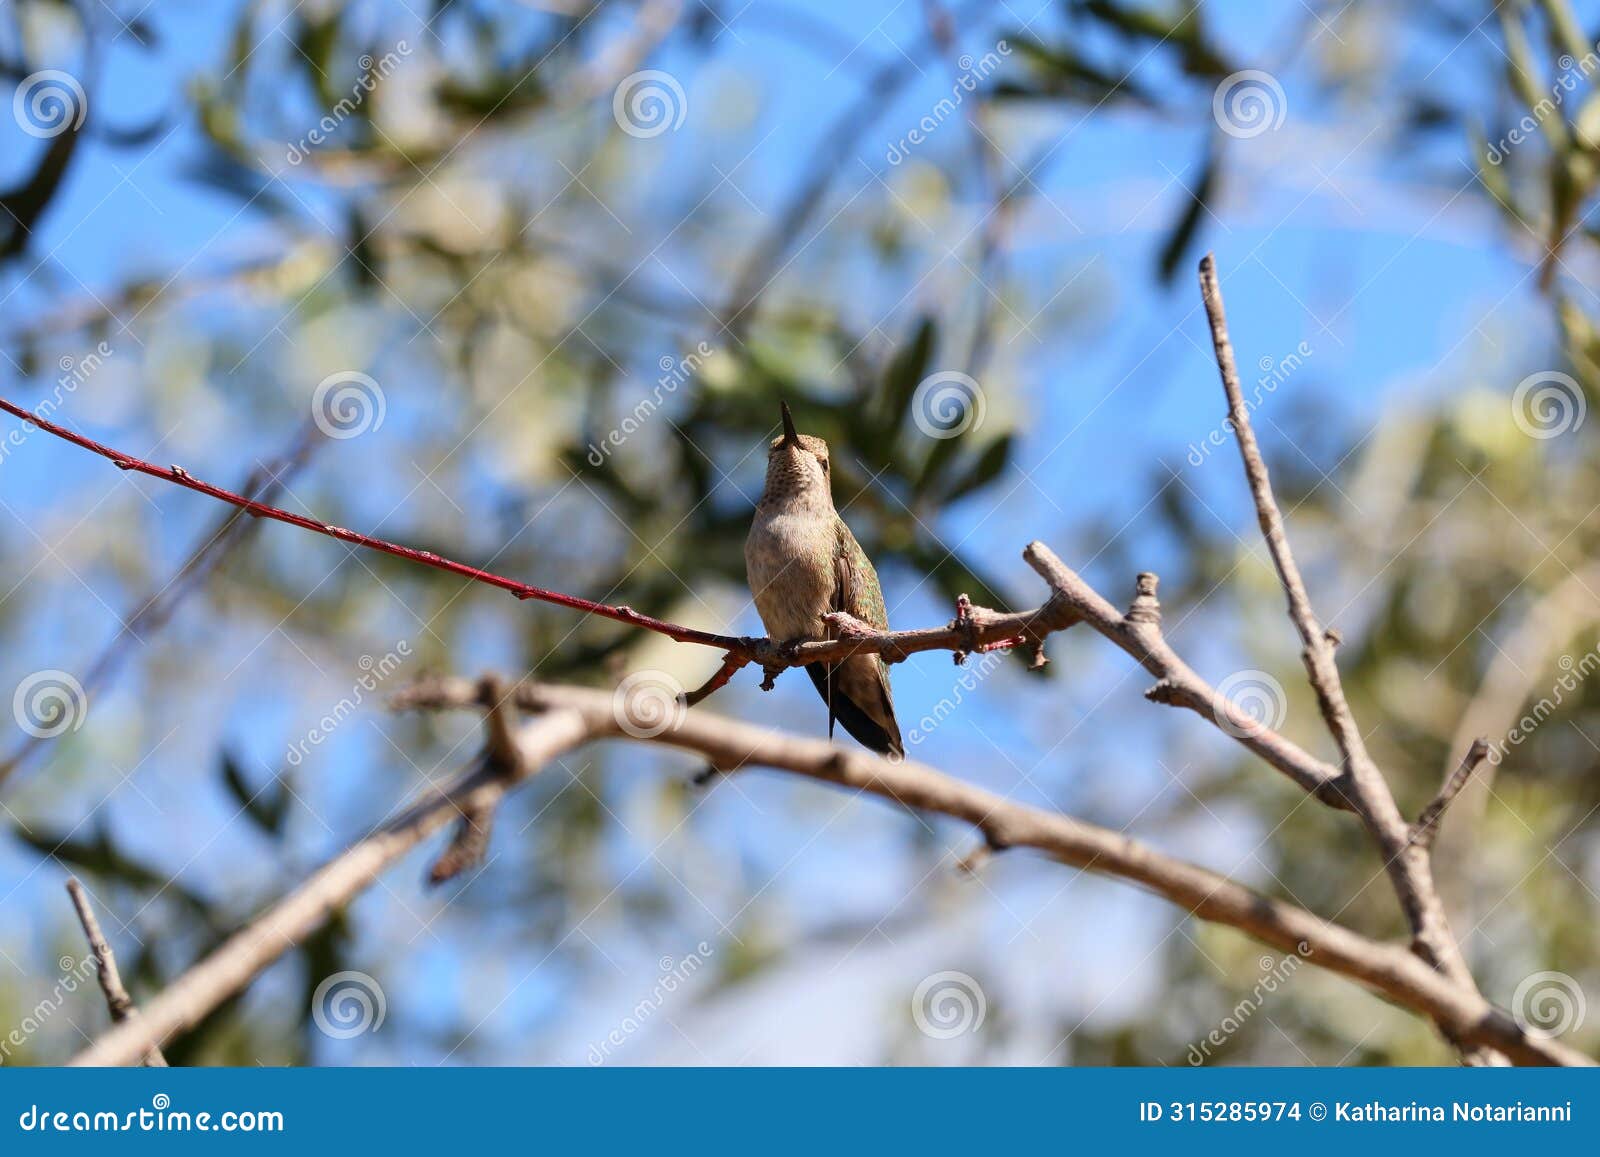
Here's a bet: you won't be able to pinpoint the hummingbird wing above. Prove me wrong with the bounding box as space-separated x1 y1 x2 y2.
802 517 903 756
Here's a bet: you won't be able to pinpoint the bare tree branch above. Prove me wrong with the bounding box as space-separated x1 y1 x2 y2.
65 878 166 1067
1022 546 1352 806
407 679 1590 1066
68 709 591 1068
0 389 1365 813
69 681 1589 1068
26 255 1589 1070
1197 252 1499 1064
1198 253 1372 777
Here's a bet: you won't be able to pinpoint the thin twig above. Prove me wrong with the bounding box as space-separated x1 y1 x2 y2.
65 878 167 1067
428 674 526 885
1022 544 1352 808
1198 253 1368 758
0 394 744 651
0 395 1077 680
0 421 322 790
680 652 750 707
1412 739 1490 851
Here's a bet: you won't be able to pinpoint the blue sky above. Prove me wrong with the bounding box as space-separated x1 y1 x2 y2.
0 0 1585 1064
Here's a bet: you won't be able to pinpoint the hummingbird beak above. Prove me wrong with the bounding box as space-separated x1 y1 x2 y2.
779 401 800 449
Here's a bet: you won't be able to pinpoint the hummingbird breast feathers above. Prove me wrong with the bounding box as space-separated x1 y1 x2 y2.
744 510 836 641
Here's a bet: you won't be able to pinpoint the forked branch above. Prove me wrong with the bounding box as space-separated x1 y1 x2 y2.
68 682 1590 1068
1198 252 1499 1063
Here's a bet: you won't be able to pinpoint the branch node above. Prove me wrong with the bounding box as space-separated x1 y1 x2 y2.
1127 571 1162 625
956 843 992 876
952 593 979 663
1324 626 1344 648
477 674 523 774
1144 678 1182 706
956 829 1010 876
430 674 524 884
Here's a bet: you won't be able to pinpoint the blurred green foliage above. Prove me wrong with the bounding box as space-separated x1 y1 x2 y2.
2 0 1599 1066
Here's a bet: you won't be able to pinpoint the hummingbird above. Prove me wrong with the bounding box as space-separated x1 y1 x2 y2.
745 403 903 757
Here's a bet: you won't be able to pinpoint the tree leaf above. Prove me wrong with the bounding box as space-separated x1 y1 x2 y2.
944 433 1014 503
1158 137 1219 284
219 750 290 836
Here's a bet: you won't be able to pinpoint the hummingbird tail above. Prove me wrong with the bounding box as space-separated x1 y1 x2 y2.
804 662 904 757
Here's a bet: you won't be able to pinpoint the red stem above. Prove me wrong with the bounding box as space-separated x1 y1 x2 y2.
681 652 750 706
0 396 742 651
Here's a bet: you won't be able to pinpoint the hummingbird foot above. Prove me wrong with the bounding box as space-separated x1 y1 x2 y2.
822 610 876 637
